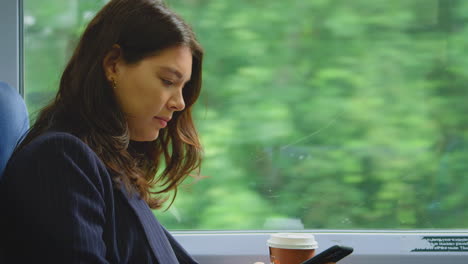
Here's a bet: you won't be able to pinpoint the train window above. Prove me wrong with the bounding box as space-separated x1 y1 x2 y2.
24 0 468 231
3 0 467 262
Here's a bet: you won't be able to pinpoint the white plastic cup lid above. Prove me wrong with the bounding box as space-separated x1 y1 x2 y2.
267 233 319 250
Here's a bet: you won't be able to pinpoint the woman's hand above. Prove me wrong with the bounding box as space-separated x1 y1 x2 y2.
253 262 336 264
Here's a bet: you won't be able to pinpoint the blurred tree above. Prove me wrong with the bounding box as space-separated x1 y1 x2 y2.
25 0 468 230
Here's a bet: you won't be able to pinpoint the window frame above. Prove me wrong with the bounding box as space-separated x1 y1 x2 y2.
0 0 22 92
1 0 468 263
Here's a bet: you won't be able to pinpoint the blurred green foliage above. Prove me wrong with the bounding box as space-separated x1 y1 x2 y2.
24 0 468 230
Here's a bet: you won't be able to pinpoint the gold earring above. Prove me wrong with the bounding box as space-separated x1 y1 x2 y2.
110 78 117 89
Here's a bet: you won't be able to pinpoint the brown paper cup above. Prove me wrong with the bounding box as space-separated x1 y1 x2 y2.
267 233 318 264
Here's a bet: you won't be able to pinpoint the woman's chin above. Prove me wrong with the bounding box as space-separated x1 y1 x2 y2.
130 130 160 142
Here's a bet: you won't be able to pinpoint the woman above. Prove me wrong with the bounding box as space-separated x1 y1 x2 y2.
0 0 340 263
0 0 202 263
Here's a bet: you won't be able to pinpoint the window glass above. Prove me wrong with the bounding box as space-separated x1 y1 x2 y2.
24 0 468 230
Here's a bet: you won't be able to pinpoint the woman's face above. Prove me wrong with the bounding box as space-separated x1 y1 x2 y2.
105 45 192 141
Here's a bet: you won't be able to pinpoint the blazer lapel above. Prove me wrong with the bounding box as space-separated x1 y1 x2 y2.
118 187 179 264
163 228 200 264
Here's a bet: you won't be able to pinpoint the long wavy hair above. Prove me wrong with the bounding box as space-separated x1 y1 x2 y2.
20 0 204 209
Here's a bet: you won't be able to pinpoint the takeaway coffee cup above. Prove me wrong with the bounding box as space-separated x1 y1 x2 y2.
267 233 318 264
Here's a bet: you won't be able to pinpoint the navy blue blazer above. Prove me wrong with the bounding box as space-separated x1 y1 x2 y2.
0 132 198 264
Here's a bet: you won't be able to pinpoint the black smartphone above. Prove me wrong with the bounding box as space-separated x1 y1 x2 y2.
300 245 354 264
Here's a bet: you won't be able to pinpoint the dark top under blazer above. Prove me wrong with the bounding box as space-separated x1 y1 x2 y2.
0 131 198 264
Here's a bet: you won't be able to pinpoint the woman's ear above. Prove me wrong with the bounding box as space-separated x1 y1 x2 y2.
103 44 123 81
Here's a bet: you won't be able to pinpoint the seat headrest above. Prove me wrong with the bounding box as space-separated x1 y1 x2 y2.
0 81 29 178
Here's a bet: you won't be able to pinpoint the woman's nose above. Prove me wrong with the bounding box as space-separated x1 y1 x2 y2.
169 91 185 111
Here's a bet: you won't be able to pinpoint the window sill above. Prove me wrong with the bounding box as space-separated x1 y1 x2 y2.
172 230 468 264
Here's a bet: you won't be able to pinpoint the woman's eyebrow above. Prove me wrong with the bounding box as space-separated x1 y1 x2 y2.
158 66 184 80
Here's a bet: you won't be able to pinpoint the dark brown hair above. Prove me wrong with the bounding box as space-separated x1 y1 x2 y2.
20 0 204 209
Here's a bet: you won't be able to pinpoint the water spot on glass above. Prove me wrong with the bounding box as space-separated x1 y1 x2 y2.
341 218 351 224
169 206 182 223
43 27 52 35
24 15 36 27
83 11 96 21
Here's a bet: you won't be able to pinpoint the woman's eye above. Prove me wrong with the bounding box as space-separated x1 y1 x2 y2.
161 78 174 86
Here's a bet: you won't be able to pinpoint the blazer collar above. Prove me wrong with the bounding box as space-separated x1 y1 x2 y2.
118 187 179 264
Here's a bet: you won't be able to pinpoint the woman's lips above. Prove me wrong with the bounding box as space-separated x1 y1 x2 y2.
154 116 169 127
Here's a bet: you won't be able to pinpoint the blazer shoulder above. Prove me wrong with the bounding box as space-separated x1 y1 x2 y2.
18 131 98 161
28 131 91 151
4 131 113 200
7 131 108 181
